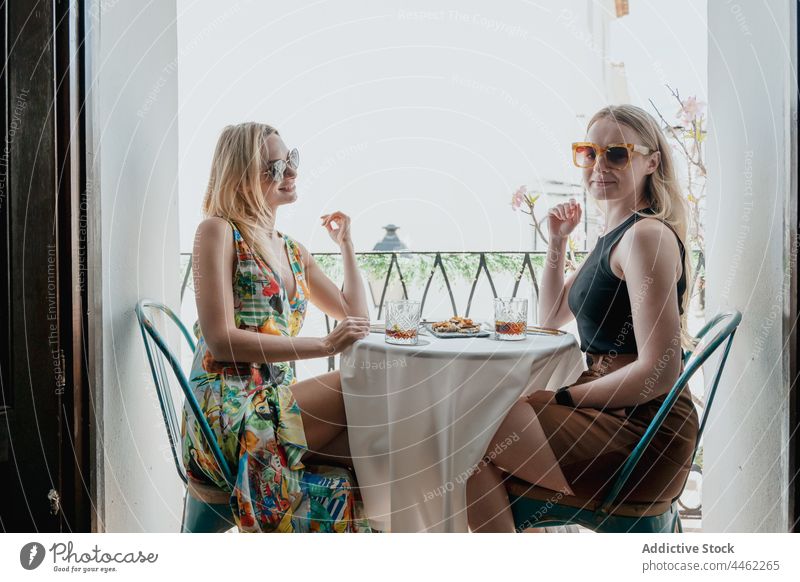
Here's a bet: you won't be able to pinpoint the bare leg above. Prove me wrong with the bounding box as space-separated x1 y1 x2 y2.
303 430 352 467
467 399 573 532
466 460 515 532
489 399 574 494
290 371 348 456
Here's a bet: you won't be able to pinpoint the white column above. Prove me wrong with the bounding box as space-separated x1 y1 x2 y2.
86 0 182 532
704 0 795 532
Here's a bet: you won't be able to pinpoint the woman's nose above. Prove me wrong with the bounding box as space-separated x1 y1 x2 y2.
594 153 612 172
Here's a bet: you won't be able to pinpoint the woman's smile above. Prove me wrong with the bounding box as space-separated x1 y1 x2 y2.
590 176 617 186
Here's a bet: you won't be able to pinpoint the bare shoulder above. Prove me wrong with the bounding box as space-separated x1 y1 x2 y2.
625 218 681 256
613 217 682 278
196 216 232 238
193 217 235 260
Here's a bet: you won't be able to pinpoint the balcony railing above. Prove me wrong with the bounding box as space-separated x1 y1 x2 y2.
180 249 587 315
180 247 703 343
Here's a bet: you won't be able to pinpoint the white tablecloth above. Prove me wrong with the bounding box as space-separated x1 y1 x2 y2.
340 331 585 532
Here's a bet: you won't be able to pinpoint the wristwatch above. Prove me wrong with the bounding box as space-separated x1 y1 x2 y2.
555 386 576 407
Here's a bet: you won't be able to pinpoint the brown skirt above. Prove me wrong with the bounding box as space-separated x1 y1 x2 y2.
526 353 699 504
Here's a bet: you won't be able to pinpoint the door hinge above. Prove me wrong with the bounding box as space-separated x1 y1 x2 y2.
48 489 61 515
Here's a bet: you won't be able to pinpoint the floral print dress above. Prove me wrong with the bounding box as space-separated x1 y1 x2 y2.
181 220 369 533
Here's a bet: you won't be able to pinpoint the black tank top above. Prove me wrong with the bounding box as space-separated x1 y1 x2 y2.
567 208 687 354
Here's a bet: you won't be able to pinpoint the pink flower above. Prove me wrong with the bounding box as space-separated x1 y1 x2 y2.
677 96 706 126
511 185 527 210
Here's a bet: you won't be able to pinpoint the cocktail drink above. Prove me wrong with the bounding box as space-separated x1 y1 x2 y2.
494 297 528 341
385 300 422 345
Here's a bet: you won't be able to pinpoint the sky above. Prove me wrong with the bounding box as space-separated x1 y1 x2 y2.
176 0 707 254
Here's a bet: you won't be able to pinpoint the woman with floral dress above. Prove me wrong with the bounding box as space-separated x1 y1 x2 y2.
181 122 371 532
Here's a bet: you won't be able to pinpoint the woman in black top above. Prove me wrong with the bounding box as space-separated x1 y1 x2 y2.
467 104 699 532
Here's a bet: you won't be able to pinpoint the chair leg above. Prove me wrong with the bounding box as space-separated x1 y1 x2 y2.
180 491 189 533
181 491 237 533
674 514 683 533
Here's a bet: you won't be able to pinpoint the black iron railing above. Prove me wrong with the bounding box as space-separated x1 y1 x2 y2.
179 250 583 313
179 246 702 331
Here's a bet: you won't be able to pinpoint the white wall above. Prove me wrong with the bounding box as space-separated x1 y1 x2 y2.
86 0 183 532
704 0 795 532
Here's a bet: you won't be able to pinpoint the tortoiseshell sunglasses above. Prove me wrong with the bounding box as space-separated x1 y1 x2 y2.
572 142 653 170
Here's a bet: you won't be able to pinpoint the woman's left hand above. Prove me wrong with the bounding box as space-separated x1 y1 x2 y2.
321 211 353 248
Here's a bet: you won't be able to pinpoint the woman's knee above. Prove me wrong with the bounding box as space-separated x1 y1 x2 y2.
313 370 342 392
292 370 342 399
524 390 553 409
481 401 530 460
291 371 347 430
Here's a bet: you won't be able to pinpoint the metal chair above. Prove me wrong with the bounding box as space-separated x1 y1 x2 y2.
135 299 237 533
506 310 742 533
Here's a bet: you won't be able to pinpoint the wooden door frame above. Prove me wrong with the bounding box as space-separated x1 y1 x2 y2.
0 0 92 532
791 0 800 533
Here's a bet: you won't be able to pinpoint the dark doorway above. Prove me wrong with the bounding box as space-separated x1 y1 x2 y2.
792 1 800 535
0 0 91 532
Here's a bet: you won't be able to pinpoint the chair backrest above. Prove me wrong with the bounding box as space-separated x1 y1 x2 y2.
135 300 235 488
596 310 742 517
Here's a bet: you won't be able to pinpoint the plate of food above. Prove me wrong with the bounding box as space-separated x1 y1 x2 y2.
425 316 490 338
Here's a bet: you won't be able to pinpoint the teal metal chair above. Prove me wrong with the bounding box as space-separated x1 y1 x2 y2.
135 299 237 533
506 310 742 533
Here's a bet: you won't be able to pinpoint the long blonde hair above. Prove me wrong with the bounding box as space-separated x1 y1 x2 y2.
202 122 280 268
587 104 695 349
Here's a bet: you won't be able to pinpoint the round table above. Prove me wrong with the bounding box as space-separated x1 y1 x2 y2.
339 329 585 532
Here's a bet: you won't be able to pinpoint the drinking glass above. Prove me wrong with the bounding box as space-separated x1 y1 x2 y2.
385 300 421 345
494 297 528 341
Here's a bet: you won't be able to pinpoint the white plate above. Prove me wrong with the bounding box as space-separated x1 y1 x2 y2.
424 323 491 339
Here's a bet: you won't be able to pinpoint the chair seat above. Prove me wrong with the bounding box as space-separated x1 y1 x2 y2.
183 479 236 533
188 477 231 504
505 476 672 518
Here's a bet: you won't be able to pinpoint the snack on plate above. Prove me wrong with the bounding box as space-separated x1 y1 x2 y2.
432 316 481 334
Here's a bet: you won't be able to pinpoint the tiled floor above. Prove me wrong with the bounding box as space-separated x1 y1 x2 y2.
681 516 702 532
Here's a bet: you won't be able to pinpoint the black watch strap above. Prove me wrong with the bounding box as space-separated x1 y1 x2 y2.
555 386 576 407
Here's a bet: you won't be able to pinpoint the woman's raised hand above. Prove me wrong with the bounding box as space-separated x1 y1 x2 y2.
322 316 371 355
321 211 353 248
547 199 582 241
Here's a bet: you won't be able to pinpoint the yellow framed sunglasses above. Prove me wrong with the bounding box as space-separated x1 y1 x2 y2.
572 142 653 170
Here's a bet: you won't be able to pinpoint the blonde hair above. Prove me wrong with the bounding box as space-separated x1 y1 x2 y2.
202 122 280 268
587 104 695 350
